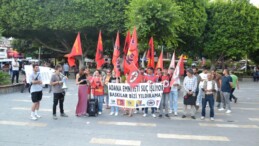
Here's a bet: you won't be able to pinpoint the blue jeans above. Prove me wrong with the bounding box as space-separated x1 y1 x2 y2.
111 106 119 113
169 90 178 112
144 107 155 114
201 94 214 117
94 95 104 112
196 87 204 106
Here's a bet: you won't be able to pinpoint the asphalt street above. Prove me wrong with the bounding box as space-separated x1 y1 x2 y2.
0 80 259 146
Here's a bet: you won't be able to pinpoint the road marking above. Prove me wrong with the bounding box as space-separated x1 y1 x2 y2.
249 118 259 121
98 121 156 127
90 138 141 146
232 107 259 111
12 107 70 112
171 117 224 122
0 120 47 127
238 102 259 105
199 123 259 128
12 99 31 103
157 133 229 141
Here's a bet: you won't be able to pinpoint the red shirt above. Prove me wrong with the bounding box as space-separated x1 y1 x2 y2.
144 74 157 83
162 75 171 93
91 77 104 96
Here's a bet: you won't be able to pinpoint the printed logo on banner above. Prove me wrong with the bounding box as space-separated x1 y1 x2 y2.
117 99 125 106
147 100 155 106
156 100 160 106
130 71 139 83
136 100 143 107
126 100 136 107
110 99 116 105
163 80 169 87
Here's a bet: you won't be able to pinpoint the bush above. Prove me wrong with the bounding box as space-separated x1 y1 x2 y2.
0 71 11 85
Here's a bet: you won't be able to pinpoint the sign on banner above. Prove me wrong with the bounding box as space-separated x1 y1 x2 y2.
24 65 55 85
108 83 163 108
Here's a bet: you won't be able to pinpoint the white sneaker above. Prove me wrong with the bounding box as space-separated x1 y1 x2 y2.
201 116 205 120
196 103 199 106
115 112 118 116
35 114 41 118
31 115 37 121
143 113 147 117
226 110 232 114
174 112 178 116
98 112 102 115
169 110 173 114
218 108 225 111
210 117 215 121
134 110 138 114
109 112 114 116
152 114 156 118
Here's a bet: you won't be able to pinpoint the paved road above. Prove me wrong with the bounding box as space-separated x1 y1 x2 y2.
0 80 259 146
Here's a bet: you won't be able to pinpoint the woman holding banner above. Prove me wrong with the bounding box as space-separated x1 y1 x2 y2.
75 67 88 117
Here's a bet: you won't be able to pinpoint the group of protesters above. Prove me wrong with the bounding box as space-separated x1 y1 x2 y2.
29 63 239 121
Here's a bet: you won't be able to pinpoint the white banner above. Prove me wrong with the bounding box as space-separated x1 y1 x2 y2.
24 65 55 85
108 83 163 108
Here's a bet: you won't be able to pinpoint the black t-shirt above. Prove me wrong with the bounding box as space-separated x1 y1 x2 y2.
109 77 120 83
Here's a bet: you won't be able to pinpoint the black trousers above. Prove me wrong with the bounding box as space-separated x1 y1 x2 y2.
53 93 65 115
229 88 237 101
12 70 19 83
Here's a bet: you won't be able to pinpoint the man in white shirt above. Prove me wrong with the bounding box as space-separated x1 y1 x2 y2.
196 67 208 110
201 72 218 121
11 58 20 84
63 63 70 77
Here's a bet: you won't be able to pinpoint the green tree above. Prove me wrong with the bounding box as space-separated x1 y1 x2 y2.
126 0 183 53
203 0 259 67
0 0 128 57
175 0 208 57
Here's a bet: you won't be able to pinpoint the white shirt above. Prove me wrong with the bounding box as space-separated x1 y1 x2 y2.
171 78 181 91
204 80 218 94
199 72 208 88
63 64 69 72
12 60 19 71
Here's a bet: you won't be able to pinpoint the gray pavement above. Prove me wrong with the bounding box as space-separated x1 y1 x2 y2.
0 80 259 146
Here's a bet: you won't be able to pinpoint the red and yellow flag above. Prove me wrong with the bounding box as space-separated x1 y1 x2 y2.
123 31 131 74
147 37 155 68
95 31 105 69
112 32 121 77
65 32 83 67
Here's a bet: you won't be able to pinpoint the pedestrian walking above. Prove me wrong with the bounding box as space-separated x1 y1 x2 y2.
11 58 19 84
230 71 239 103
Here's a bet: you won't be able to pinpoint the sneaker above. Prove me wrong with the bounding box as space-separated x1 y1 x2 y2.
191 116 196 119
61 113 68 117
109 112 114 116
53 115 58 120
158 114 162 118
165 114 170 118
143 113 147 117
201 116 205 120
169 110 173 114
30 115 37 121
134 110 138 114
226 110 232 114
35 114 41 118
152 114 156 118
218 108 225 111
182 115 186 118
115 112 118 116
210 117 215 121
234 98 238 103
174 112 178 116
98 112 102 115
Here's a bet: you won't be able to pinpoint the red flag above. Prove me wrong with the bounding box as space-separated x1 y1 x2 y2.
123 31 131 74
95 31 105 69
180 56 185 76
112 32 121 77
155 49 163 70
147 37 155 68
124 27 138 72
168 51 175 69
65 32 83 67
170 55 183 86
127 64 143 88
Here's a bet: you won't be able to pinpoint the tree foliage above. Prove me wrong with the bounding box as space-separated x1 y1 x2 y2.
203 0 259 63
126 0 183 52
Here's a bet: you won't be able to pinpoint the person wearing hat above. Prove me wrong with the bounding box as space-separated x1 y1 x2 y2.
182 68 198 119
